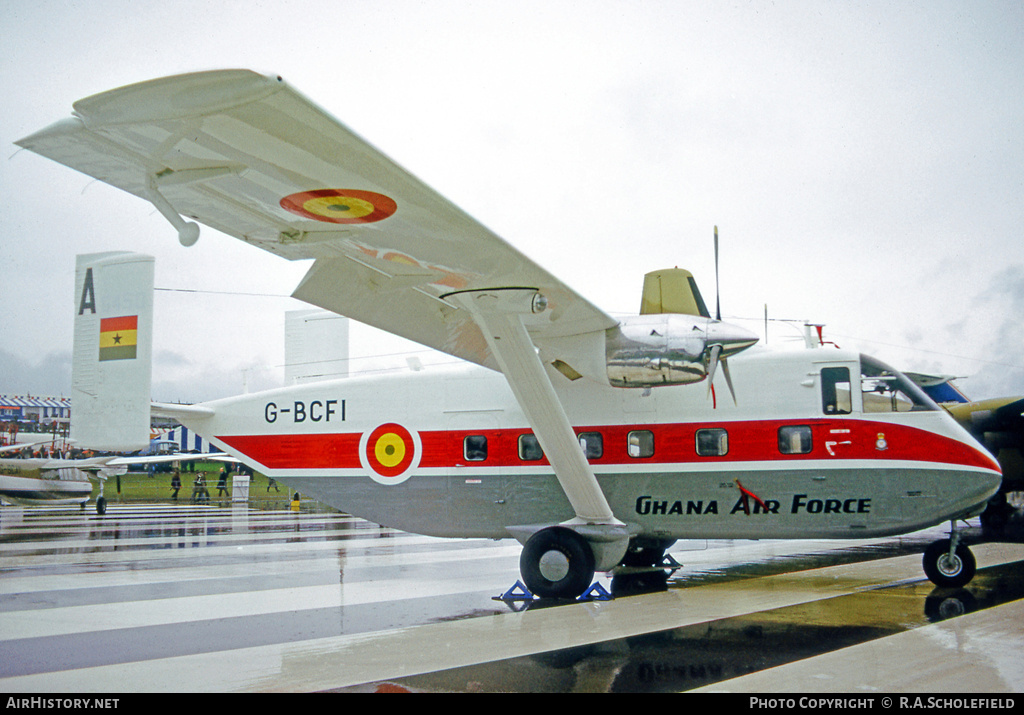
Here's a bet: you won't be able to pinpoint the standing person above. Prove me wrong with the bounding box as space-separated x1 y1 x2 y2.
216 467 229 498
170 469 181 500
192 473 209 503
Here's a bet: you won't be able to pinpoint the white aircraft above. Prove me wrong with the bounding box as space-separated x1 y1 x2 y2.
0 436 115 510
0 455 121 510
0 435 230 514
17 70 1002 598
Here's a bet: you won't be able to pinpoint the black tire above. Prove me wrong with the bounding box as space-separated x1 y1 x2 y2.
924 590 977 622
923 539 976 588
622 538 677 568
981 493 1011 537
96 496 107 515
520 527 595 600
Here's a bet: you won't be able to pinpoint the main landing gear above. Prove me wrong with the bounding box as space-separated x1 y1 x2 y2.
519 527 596 600
518 530 673 600
923 521 976 588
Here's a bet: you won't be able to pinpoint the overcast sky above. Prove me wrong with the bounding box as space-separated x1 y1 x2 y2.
2 0 1022 403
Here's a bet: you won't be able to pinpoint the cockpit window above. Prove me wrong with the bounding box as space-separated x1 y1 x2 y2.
860 355 939 412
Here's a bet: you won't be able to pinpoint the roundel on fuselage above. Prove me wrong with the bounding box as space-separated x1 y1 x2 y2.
359 423 421 485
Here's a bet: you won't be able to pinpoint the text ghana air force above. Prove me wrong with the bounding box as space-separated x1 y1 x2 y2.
16 70 1001 599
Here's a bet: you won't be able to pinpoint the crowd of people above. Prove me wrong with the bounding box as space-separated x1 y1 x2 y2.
168 466 233 503
166 466 299 507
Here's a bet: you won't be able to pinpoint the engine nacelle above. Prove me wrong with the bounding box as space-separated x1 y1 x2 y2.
605 313 759 388
605 314 710 387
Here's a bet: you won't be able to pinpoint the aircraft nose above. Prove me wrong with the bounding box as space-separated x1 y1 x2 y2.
706 321 759 357
964 443 1003 506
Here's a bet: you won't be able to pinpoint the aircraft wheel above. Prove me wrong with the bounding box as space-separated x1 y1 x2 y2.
96 497 107 515
981 493 1011 537
924 590 977 622
623 538 676 568
923 539 975 588
520 527 595 600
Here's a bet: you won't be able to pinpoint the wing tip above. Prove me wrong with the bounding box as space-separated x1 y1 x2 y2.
72 69 282 127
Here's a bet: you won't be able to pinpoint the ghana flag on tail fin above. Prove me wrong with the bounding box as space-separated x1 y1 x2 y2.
99 315 138 361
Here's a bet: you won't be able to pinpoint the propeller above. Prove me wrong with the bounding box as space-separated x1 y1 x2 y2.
714 225 721 321
704 225 748 406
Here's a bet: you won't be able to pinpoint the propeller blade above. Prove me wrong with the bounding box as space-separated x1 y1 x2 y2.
722 356 738 406
714 225 721 321
706 343 722 398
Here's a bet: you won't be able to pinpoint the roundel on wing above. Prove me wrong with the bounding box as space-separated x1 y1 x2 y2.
280 189 398 224
360 423 421 485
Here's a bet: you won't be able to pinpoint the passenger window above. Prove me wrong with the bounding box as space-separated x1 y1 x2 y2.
518 433 544 461
628 430 654 458
696 428 729 457
821 367 852 415
778 425 812 455
578 432 603 459
464 435 488 461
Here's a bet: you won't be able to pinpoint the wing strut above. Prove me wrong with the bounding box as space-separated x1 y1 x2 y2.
144 176 201 247
448 289 621 527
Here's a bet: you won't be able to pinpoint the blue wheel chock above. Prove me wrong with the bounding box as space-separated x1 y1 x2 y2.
495 580 535 602
578 582 613 601
661 553 683 569
494 579 614 603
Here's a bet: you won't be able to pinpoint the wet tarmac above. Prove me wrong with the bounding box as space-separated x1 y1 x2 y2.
1 500 1022 692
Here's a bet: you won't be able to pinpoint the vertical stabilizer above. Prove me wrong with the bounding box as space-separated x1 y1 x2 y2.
639 268 710 317
284 309 349 385
72 252 154 451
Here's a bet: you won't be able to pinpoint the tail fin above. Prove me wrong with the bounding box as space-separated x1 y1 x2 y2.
71 252 154 451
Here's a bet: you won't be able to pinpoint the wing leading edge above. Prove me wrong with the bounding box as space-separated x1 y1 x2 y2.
16 69 616 370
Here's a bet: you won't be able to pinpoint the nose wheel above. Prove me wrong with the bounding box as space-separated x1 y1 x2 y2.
519 527 596 600
923 523 976 588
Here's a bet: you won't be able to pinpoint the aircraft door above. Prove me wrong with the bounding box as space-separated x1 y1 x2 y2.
446 410 510 534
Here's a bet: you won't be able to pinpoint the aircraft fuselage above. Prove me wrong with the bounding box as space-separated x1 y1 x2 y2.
0 459 93 506
182 347 1001 544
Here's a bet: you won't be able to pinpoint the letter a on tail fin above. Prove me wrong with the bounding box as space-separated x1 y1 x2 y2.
72 252 154 451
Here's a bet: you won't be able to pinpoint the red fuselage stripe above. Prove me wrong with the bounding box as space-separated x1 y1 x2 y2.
217 418 998 472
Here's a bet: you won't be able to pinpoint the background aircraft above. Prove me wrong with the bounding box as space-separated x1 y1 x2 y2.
0 453 121 510
903 373 1024 533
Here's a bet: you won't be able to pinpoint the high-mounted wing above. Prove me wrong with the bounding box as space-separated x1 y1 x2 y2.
16 70 617 370
21 70 629 541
